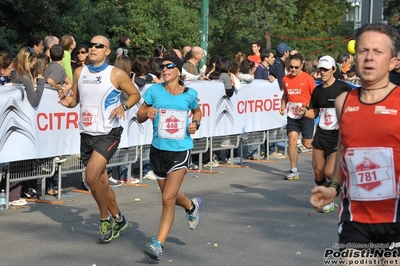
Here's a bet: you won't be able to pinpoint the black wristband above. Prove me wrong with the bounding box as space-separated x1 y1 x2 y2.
329 181 341 197
192 120 200 130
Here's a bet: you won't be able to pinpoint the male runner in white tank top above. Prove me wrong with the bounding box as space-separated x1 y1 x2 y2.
59 35 141 244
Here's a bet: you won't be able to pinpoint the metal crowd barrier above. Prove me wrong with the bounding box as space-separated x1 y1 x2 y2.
2 128 289 205
209 135 241 169
56 146 139 199
265 127 288 160
192 137 210 171
4 158 57 209
243 131 267 161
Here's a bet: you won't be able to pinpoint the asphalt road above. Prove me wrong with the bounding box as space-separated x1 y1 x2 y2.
0 152 339 266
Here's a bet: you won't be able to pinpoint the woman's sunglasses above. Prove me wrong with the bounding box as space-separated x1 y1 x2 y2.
89 43 107 49
77 51 87 54
159 63 177 70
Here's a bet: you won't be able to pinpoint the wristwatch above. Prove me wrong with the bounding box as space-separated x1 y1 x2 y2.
192 120 201 130
122 104 129 111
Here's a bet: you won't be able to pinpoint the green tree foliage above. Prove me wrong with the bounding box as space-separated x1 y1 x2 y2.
1 0 354 61
200 0 352 59
383 0 400 31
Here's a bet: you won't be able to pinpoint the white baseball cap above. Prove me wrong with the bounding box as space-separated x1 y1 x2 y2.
317 55 335 69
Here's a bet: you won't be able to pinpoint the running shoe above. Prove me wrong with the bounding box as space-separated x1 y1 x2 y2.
188 163 199 170
220 139 233 147
99 219 114 244
24 188 38 198
187 197 203 230
226 157 247 164
81 172 90 191
268 152 286 159
108 175 122 188
113 216 130 239
9 198 27 206
143 171 157 180
284 170 299 180
144 238 163 261
321 201 335 213
203 160 219 168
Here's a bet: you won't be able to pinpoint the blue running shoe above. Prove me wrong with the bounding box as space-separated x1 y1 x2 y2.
144 238 163 260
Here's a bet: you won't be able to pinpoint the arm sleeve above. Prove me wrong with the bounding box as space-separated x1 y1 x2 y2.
49 67 67 85
19 75 45 108
182 68 200 81
309 89 318 109
116 48 123 56
254 67 262 79
220 73 234 97
233 75 241 91
145 74 154 84
134 76 147 88
269 64 284 90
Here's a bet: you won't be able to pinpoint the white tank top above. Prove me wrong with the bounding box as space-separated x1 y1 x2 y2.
77 65 121 135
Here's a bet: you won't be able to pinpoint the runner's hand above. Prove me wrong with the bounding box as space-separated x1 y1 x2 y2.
147 107 158 120
58 95 73 107
110 105 126 120
188 122 197 134
295 106 306 116
310 186 336 212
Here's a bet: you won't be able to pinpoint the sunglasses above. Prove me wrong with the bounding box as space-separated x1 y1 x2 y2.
289 65 300 69
89 43 107 49
77 51 87 54
159 63 177 70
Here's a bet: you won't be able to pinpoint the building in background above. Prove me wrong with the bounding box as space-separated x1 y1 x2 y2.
345 0 384 30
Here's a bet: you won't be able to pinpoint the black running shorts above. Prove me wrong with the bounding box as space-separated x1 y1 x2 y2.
311 133 338 157
150 145 191 179
286 117 314 139
80 127 123 166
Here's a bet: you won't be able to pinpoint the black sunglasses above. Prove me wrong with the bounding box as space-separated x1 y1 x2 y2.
89 43 107 49
77 51 87 54
289 65 300 69
159 63 177 70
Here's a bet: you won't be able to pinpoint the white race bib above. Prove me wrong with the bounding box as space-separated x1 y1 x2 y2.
158 109 187 139
81 105 99 132
287 102 303 119
319 108 338 130
345 147 396 201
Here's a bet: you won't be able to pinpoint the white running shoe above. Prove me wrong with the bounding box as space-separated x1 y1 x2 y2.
203 160 219 168
321 201 335 213
9 198 27 206
143 170 157 180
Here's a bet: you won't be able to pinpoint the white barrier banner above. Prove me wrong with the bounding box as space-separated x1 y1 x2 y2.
0 80 285 163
